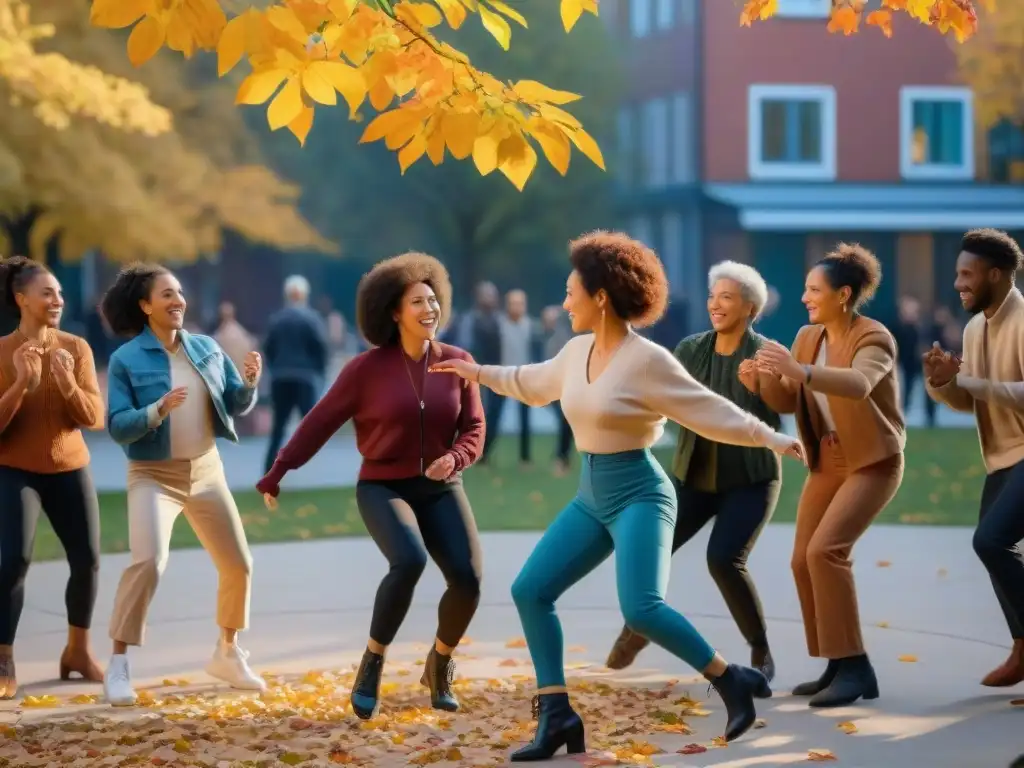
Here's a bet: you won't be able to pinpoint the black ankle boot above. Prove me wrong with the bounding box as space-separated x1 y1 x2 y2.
709 664 772 742
350 649 384 720
605 625 650 670
809 654 879 708
420 648 459 712
792 659 839 696
510 692 586 762
1011 753 1024 768
751 645 775 687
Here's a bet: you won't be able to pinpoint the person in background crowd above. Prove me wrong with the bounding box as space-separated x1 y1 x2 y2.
455 282 502 462
924 229 1024 690
100 264 265 707
892 295 922 412
0 257 105 700
258 253 484 720
482 289 536 465
540 305 573 475
262 275 329 474
606 261 782 684
213 302 256 374
756 243 905 709
431 232 804 760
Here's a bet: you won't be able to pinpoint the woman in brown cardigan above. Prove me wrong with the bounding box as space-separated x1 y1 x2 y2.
755 243 905 708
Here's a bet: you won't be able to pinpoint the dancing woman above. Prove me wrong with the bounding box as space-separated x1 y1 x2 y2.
101 264 265 706
755 243 905 708
606 261 782 682
257 253 484 719
0 257 105 699
431 232 803 761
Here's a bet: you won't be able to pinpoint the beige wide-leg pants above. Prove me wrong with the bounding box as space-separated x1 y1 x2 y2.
108 449 253 646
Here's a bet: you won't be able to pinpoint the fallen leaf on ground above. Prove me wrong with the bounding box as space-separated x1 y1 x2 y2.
938 568 948 577
505 637 527 648
837 720 857 734
1010 699 1024 706
876 559 892 567
808 749 838 761
711 735 728 747
754 718 766 728
678 743 707 754
898 654 918 663
875 621 890 628
568 645 588 653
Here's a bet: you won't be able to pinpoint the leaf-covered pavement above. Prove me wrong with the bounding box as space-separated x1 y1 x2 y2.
0 652 734 768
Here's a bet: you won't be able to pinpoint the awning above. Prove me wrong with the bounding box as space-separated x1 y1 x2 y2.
704 183 1024 232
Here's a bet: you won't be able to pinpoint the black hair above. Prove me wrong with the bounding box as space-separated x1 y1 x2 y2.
0 256 51 318
815 242 882 311
100 262 171 337
961 228 1024 273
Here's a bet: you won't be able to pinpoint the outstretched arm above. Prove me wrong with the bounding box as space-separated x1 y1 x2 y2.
801 345 894 400
448 355 485 472
642 346 794 454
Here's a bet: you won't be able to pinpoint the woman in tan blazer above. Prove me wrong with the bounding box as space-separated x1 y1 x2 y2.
755 243 905 708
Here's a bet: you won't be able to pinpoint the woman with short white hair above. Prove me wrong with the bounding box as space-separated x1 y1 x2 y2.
606 260 783 682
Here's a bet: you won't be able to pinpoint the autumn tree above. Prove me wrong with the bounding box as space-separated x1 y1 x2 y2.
0 0 329 264
256 0 621 293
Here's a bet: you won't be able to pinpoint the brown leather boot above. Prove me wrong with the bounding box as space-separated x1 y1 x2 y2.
982 639 1024 687
605 626 650 670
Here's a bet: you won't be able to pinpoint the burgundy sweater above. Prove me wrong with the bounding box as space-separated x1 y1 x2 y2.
257 342 484 494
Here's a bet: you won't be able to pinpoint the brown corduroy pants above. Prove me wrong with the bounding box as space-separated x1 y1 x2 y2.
108 449 252 647
791 434 903 659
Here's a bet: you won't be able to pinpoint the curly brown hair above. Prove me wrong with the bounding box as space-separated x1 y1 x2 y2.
568 230 668 328
815 242 882 311
356 252 453 347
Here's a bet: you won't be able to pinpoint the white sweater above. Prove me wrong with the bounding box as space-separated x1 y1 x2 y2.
478 331 790 455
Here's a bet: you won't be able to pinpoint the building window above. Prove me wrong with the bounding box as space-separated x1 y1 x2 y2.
616 107 635 186
641 97 669 187
655 0 674 29
629 216 653 249
670 92 694 184
900 86 974 180
775 0 831 17
988 120 1024 183
630 0 651 37
661 213 684 286
748 84 837 180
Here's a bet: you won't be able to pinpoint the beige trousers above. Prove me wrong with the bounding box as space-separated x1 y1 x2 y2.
108 449 253 646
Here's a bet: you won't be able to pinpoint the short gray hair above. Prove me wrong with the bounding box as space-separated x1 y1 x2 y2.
707 260 770 321
284 274 310 300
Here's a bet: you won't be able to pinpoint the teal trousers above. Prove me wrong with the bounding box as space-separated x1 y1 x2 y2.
511 449 717 688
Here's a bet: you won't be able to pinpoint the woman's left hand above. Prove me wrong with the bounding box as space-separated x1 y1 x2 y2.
243 351 262 386
755 340 803 380
425 453 456 480
428 358 479 381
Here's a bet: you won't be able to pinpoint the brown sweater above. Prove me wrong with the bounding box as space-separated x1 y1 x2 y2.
0 330 105 473
760 316 905 472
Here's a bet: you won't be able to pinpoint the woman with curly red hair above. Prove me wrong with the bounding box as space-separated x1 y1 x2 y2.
431 231 804 760
755 243 905 709
257 253 485 721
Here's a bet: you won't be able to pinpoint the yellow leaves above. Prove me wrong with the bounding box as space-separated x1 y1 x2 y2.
808 749 838 761
561 0 599 31
118 0 228 66
268 77 304 129
837 720 858 734
505 636 528 648
898 654 919 662
478 5 513 50
741 0 981 41
89 0 149 28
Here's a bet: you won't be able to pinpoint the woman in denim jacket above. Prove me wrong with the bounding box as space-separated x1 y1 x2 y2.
99 264 265 707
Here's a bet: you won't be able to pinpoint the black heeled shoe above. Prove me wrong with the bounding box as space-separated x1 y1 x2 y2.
420 647 459 712
751 645 775 688
809 654 879 708
709 664 772 742
350 649 384 720
792 658 839 696
510 692 587 762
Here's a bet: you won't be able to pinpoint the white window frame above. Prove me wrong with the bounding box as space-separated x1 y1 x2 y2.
899 86 975 181
775 0 831 18
747 84 837 181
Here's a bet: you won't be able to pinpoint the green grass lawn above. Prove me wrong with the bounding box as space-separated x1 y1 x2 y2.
30 428 985 561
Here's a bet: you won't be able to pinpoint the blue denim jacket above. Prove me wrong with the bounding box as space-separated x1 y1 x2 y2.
107 327 257 460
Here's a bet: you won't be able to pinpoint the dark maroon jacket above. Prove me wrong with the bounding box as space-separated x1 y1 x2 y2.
257 342 484 493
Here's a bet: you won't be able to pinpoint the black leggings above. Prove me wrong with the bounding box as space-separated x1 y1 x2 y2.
0 466 101 645
973 459 1024 640
670 477 779 648
356 477 483 647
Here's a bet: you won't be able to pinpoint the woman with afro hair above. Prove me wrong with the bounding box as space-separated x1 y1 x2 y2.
431 231 804 760
99 264 265 707
755 243 904 709
257 252 485 721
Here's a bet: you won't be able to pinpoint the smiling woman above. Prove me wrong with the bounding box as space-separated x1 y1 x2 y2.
257 251 486 722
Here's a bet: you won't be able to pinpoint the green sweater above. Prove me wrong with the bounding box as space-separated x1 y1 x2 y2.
670 329 782 492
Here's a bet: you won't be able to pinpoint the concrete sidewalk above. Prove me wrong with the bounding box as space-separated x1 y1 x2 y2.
3 524 1021 766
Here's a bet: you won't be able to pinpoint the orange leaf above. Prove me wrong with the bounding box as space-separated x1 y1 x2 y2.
898 654 918 662
809 749 838 762
866 9 894 37
505 637 527 648
876 559 892 568
837 720 858 734
827 5 860 35
1010 698 1024 706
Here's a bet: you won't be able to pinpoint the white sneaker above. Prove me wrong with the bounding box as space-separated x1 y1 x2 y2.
205 642 267 692
104 654 137 707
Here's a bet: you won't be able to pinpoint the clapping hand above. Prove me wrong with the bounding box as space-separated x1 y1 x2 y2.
425 453 456 480
243 351 262 386
51 348 76 398
755 340 803 380
156 386 188 418
13 341 43 391
922 342 960 387
738 359 760 393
